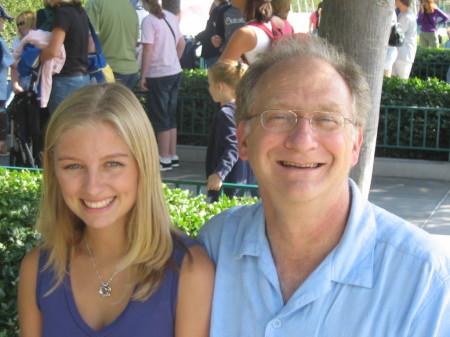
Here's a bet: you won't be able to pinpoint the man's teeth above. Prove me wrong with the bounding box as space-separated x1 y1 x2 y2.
84 197 114 209
282 162 319 168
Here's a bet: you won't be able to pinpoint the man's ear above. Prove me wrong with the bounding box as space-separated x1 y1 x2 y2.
237 121 249 160
351 127 364 167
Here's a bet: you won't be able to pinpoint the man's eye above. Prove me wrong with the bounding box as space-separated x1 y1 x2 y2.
273 114 289 120
318 117 337 123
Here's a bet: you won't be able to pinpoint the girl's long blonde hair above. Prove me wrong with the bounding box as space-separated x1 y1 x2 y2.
38 83 176 301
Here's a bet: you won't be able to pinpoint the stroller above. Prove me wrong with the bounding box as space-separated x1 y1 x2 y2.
7 65 47 168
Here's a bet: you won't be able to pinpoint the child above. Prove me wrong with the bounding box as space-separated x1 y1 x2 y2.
0 5 14 156
205 60 255 201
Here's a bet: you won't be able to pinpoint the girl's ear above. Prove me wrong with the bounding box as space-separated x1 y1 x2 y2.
217 81 226 92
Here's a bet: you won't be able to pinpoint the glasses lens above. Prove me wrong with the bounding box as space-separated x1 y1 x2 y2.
261 110 296 132
311 112 343 130
260 110 348 133
17 21 25 27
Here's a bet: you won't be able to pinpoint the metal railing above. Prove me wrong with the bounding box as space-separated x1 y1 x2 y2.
377 105 450 161
410 62 450 82
138 92 450 160
164 179 259 197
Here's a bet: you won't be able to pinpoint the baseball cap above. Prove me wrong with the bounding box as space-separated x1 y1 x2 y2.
0 5 13 21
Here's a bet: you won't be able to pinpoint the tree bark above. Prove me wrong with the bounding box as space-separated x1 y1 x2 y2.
319 0 393 198
162 0 180 15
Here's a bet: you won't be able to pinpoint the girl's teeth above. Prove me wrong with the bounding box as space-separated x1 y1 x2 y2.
84 197 114 209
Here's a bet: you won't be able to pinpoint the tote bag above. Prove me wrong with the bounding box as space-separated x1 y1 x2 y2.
88 20 115 83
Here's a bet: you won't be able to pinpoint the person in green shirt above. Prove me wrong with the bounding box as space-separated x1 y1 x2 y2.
85 0 140 90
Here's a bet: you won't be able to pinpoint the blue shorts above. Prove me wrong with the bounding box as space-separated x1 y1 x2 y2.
48 75 91 115
145 72 182 132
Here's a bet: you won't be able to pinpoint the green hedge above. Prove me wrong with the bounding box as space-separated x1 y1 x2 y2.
410 47 450 82
0 168 257 336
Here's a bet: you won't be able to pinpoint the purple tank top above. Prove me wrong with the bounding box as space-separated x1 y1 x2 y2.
36 235 197 336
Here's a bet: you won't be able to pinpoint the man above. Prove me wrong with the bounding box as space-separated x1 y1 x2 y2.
85 0 139 90
392 0 417 79
198 36 450 336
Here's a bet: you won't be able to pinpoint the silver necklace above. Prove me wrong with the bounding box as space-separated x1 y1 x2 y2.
85 237 120 298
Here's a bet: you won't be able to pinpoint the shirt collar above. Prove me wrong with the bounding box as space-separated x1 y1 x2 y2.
329 179 376 288
234 201 270 259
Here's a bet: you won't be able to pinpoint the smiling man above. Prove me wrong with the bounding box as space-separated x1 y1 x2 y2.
198 36 450 336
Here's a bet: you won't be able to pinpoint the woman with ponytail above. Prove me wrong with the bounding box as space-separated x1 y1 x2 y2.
218 0 278 64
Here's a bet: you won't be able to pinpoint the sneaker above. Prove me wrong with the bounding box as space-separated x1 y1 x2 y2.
160 158 172 171
171 155 179 168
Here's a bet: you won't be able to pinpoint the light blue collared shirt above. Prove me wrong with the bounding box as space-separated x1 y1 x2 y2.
198 180 450 337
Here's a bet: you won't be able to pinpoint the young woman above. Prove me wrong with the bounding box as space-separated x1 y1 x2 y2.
218 0 275 64
18 83 214 337
205 60 254 201
417 0 449 48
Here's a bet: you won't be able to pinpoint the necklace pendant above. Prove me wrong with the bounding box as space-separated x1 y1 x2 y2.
99 284 112 297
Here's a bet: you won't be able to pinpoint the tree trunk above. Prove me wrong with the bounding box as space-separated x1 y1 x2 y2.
319 0 393 198
162 0 180 15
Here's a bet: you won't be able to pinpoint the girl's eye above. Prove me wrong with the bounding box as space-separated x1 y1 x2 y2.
106 161 123 167
64 164 80 170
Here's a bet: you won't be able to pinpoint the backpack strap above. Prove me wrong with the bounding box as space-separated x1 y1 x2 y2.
246 21 282 40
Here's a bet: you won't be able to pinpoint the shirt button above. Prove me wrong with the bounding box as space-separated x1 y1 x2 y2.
272 319 281 328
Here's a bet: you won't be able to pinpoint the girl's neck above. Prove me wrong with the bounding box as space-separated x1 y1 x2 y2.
220 98 235 106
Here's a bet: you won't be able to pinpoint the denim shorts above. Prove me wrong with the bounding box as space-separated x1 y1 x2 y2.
145 72 182 132
48 75 91 115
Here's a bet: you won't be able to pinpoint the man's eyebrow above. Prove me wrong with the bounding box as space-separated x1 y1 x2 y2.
261 101 346 112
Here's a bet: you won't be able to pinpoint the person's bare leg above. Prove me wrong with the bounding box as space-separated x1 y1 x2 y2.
169 128 177 157
157 130 171 158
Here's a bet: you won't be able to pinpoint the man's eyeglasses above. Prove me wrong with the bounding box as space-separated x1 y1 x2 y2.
248 109 354 133
17 21 25 27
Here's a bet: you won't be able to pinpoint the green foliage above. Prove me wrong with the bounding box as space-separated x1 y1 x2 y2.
381 76 450 108
179 68 209 97
0 168 257 336
410 47 450 82
378 77 450 161
0 168 42 337
164 185 257 237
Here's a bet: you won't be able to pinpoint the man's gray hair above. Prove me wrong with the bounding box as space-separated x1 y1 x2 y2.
235 36 371 129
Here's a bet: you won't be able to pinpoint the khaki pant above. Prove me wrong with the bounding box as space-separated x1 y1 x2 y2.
420 31 439 48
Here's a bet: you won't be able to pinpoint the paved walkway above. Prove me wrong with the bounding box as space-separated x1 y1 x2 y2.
161 161 450 240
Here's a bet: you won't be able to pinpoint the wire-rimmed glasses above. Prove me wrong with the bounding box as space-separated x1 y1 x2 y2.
248 109 354 133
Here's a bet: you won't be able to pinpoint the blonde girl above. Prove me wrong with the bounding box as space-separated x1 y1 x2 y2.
205 60 255 201
18 83 214 337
